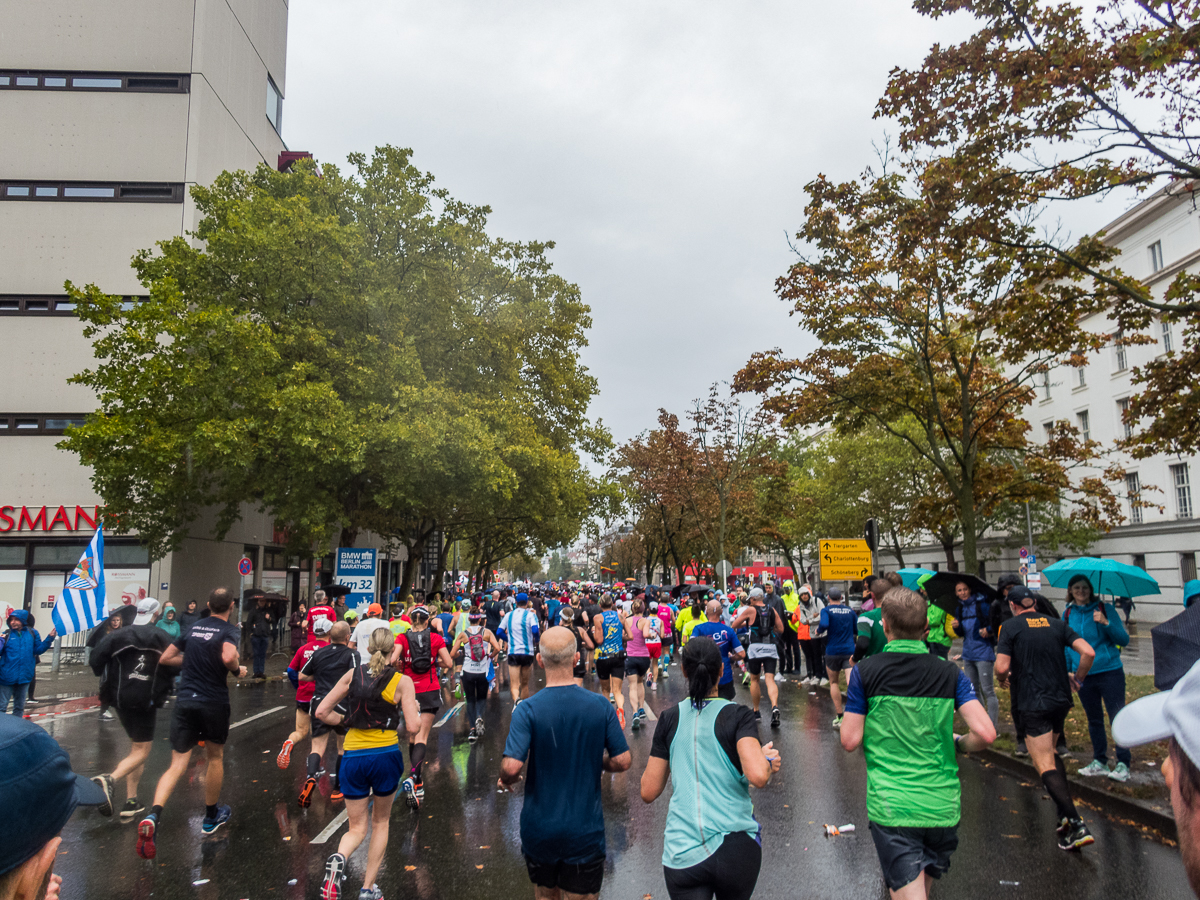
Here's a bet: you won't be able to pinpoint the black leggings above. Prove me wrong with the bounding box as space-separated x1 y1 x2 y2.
663 831 762 900
780 630 800 673
463 672 489 723
800 637 823 679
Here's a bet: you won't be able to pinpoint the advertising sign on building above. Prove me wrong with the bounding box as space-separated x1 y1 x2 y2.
335 548 377 608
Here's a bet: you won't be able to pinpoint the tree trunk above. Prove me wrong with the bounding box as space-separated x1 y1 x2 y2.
958 483 979 575
940 539 957 572
431 532 450 598
887 527 907 569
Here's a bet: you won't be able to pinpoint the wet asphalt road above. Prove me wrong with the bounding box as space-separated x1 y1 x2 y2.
43 662 1192 900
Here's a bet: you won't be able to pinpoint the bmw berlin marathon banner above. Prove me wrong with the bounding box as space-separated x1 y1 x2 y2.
53 526 107 635
335 548 378 610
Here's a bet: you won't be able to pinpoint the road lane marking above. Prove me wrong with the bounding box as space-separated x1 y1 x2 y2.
32 707 100 722
310 809 349 845
230 705 286 729
433 702 464 728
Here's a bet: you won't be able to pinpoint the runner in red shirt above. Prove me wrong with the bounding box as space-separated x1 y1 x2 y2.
389 606 454 810
277 618 332 770
306 593 337 642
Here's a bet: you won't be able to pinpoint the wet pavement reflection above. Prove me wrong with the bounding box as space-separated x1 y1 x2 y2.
46 665 1191 900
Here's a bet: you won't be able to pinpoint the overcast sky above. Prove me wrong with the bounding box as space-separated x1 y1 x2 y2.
285 2 976 451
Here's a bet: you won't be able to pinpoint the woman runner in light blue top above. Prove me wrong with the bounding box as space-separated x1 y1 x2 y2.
641 637 781 900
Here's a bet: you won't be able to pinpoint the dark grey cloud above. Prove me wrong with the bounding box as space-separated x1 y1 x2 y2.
285 2 971 447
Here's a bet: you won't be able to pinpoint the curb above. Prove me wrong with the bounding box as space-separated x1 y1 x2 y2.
977 748 1177 842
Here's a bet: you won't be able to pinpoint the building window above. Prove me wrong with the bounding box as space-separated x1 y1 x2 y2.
1182 552 1198 583
1132 553 1146 571
1114 330 1127 372
0 182 183 203
0 294 144 316
0 414 88 435
1076 365 1086 388
1163 319 1174 354
1043 421 1055 441
1126 472 1142 525
1172 463 1194 519
266 76 283 134
1041 371 1052 400
1149 240 1164 273
1077 409 1090 443
0 71 189 93
1116 398 1132 440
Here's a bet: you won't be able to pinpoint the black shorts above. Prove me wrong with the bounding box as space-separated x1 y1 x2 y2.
461 672 489 703
868 822 958 892
169 703 230 752
573 663 587 681
296 700 311 715
717 680 736 701
416 690 442 716
116 707 157 743
1023 706 1070 739
747 656 777 676
508 653 535 668
309 697 348 737
525 853 605 895
825 654 852 672
625 656 651 678
596 655 626 680
664 830 761 900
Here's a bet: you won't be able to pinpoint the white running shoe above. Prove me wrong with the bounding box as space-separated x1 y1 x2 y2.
1077 760 1109 777
819 677 830 687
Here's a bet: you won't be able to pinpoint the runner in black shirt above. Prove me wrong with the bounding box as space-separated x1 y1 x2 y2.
297 621 360 805
136 588 246 860
996 586 1096 852
483 590 508 691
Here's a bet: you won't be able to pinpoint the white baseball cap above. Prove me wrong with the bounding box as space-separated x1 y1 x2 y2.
132 598 160 626
312 617 333 636
1112 658 1200 770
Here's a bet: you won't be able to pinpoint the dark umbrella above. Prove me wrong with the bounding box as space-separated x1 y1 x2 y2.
670 584 688 599
923 572 1001 614
324 583 352 598
1151 603 1200 690
258 592 288 603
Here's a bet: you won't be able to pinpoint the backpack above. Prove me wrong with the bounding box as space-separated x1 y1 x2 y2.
467 629 487 663
344 664 400 731
407 629 433 675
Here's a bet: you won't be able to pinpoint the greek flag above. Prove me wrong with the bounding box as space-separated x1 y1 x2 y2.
53 526 106 635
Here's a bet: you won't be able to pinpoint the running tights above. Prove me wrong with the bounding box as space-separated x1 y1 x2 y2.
463 673 489 724
663 831 762 900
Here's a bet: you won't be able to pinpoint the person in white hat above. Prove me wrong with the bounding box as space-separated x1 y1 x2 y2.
1113 659 1200 897
131 599 160 626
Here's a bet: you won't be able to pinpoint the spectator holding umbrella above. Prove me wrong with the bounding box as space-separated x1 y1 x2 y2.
1063 574 1132 782
289 603 307 654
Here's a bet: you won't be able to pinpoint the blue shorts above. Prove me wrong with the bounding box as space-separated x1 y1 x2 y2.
339 746 405 800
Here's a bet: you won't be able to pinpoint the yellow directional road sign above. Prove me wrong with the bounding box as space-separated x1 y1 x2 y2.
819 538 873 581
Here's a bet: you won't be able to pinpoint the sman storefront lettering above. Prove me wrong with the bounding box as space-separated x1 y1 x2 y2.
0 505 102 532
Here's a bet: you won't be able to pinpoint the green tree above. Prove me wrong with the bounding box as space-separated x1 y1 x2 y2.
64 148 606 572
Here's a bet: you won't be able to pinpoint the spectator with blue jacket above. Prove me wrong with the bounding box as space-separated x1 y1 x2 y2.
951 580 999 727
1064 574 1132 782
1 609 55 717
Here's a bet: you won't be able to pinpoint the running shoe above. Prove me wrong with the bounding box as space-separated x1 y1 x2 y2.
1056 736 1069 755
120 798 146 823
832 715 843 729
359 886 383 900
1108 762 1130 782
100 709 114 720
1014 741 1029 757
299 776 318 808
414 781 425 804
201 804 231 835
649 681 657 691
774 673 785 683
330 777 344 802
136 812 158 859
454 683 464 700
617 708 626 729
322 852 347 900
754 710 762 722
609 692 615 703
468 727 478 743
631 714 640 731
402 777 420 810
1057 820 1094 851
1076 760 1109 777
92 774 115 817
475 716 484 737
742 672 751 686
819 678 829 687
660 667 668 680
770 707 781 728
277 739 294 770
1056 817 1072 837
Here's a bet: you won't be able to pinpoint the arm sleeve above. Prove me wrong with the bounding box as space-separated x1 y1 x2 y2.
844 666 868 715
299 650 317 678
818 607 830 632
1063 623 1082 646
502 703 533 761
955 670 978 708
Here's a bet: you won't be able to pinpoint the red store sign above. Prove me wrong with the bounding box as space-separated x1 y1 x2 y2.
0 505 102 533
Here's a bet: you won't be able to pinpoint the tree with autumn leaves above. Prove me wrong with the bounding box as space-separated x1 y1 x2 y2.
881 0 1200 457
735 155 1124 574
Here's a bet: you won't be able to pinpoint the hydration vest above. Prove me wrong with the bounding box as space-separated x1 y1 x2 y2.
467 628 487 663
407 629 433 674
344 664 401 732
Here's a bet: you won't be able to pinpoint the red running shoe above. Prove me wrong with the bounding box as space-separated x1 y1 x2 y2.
277 739 293 770
298 776 317 808
136 813 158 860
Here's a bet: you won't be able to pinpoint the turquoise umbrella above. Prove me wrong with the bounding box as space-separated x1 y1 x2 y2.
896 568 937 590
1041 557 1160 597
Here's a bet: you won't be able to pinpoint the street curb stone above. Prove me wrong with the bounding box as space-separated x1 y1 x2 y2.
977 747 1177 842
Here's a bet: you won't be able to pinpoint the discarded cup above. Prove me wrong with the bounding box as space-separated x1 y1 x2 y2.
824 823 855 835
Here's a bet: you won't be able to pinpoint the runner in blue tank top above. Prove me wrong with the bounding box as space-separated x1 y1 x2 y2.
591 595 629 729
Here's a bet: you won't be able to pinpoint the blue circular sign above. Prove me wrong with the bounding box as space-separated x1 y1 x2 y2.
238 557 253 576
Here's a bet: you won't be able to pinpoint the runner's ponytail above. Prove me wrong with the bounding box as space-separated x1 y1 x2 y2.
682 637 722 709
367 628 393 677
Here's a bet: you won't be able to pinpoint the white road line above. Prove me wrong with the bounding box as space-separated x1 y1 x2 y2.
229 705 286 729
642 706 658 722
433 701 464 728
310 809 349 845
35 707 100 723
